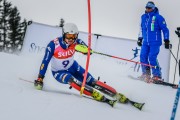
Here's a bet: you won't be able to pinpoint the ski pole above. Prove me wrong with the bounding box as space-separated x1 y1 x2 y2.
19 77 34 83
92 51 156 68
172 28 180 84
169 49 179 65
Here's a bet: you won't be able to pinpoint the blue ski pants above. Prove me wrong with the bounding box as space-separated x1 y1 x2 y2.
140 44 162 77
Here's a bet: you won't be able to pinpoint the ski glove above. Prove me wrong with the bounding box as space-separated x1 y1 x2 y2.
137 38 143 46
164 40 170 49
34 74 44 90
82 50 93 55
75 44 93 55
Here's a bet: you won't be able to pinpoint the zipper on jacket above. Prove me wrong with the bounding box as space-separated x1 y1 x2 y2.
156 32 157 41
146 13 150 45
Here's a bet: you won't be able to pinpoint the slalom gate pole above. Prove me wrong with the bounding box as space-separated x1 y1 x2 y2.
170 27 180 120
80 0 92 95
92 51 156 68
170 79 180 120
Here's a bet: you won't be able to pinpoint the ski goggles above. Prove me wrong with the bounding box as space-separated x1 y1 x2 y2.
146 7 152 9
65 34 78 40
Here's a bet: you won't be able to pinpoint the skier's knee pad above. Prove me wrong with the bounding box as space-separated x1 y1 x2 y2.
91 80 117 97
53 72 72 84
85 74 94 85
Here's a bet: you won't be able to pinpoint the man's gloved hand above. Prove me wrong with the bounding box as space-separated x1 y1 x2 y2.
137 38 143 46
82 49 93 55
75 44 93 55
34 74 44 90
164 40 170 49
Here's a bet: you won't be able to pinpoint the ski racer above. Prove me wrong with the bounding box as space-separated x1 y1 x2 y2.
34 23 143 109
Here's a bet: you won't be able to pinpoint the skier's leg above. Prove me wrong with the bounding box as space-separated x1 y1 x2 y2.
149 45 162 79
68 77 117 107
69 61 95 84
68 61 128 103
68 77 102 100
139 45 151 81
140 45 151 75
91 80 117 97
52 70 115 105
91 80 128 103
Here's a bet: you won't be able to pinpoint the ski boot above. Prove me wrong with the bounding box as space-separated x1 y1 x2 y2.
151 76 162 81
151 76 163 84
92 90 117 107
138 73 151 83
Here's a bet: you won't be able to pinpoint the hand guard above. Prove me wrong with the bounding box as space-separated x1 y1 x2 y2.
137 38 143 46
34 74 44 90
75 44 93 55
164 40 170 49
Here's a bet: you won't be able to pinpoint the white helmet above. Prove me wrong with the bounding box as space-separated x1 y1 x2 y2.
63 23 78 34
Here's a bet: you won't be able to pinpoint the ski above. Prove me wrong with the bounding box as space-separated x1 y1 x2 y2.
128 75 178 89
152 80 178 89
128 99 145 110
105 99 117 107
19 77 117 107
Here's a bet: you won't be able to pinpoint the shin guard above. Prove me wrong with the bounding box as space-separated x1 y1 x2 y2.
69 78 105 101
91 80 117 97
69 78 93 96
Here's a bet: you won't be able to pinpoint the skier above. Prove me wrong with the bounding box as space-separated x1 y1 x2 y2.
34 23 132 107
137 1 170 82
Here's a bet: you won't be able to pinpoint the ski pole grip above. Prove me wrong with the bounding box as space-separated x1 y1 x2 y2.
177 27 180 31
169 44 172 49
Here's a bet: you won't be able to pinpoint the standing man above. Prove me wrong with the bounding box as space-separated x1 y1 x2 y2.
137 1 170 82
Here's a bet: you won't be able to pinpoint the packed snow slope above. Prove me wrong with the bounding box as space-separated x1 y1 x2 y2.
0 52 179 120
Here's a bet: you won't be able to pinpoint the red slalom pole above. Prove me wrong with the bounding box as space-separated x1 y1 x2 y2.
75 44 156 68
80 0 92 95
92 51 156 68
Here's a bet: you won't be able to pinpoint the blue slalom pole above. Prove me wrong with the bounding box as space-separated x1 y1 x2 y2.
170 79 180 120
170 27 180 120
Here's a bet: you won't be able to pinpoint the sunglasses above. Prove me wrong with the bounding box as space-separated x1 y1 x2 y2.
65 34 77 40
146 7 153 9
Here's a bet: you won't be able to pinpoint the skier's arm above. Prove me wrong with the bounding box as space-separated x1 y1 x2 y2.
138 21 143 39
39 41 55 77
34 41 55 90
158 15 169 40
137 17 143 46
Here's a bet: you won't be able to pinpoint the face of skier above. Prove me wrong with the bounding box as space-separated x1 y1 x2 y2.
146 7 153 13
64 34 77 45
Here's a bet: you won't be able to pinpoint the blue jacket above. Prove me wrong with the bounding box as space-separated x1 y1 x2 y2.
138 7 169 46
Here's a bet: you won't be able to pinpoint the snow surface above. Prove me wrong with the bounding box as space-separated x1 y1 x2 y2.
0 52 179 120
